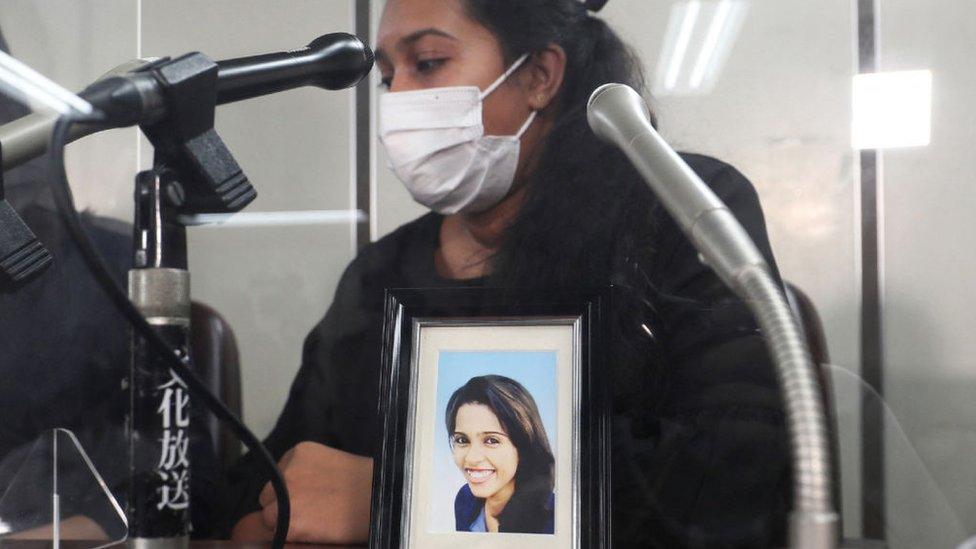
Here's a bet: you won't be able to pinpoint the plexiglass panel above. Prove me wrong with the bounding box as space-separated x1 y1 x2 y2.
877 0 976 546
1 0 974 547
138 0 358 439
601 0 866 537
0 429 127 546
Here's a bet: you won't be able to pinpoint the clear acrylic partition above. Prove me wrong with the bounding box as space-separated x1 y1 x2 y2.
0 0 358 543
0 9 131 545
0 1 974 548
827 364 970 547
0 429 126 546
600 0 971 547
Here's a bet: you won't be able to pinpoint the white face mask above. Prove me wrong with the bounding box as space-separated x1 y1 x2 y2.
379 55 537 215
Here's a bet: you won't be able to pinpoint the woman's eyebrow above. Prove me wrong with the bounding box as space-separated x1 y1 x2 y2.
375 28 456 65
399 28 458 48
451 430 509 437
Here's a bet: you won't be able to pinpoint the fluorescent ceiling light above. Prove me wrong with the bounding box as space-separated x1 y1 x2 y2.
179 209 367 228
689 0 734 89
654 1 749 96
663 1 701 91
852 70 932 150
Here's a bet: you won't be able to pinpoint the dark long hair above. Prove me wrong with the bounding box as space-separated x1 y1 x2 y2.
445 375 555 532
463 0 667 411
462 0 660 291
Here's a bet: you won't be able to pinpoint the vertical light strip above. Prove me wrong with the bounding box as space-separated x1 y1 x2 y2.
354 0 373 249
135 0 143 175
856 0 885 540
348 0 359 255
369 1 378 243
689 0 733 89
664 0 701 91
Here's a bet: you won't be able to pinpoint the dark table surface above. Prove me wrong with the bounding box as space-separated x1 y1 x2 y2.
2 542 364 549
0 539 889 548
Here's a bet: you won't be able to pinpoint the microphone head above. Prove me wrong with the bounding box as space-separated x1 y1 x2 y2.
587 83 652 145
306 32 374 90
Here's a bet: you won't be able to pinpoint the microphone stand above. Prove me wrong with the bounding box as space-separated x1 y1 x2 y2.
125 52 255 549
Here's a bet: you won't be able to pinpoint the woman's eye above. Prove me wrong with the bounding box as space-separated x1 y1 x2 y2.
379 75 393 90
416 58 446 74
451 435 469 446
484 436 500 446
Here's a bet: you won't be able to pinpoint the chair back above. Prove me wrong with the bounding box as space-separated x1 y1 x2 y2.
190 302 242 472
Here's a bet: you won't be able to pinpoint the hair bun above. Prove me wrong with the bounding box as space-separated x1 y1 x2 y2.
582 0 609 12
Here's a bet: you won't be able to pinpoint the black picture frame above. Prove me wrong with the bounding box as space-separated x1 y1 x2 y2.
369 287 610 549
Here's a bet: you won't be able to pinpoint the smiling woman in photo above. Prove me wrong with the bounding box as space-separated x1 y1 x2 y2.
445 375 556 534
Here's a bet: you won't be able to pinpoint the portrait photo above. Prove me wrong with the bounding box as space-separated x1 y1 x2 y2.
371 288 610 549
428 351 558 535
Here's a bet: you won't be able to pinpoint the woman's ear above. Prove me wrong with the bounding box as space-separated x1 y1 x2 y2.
522 44 566 112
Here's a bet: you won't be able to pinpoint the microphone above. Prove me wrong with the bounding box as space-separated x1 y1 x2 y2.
215 32 375 104
587 83 839 549
0 33 373 171
83 32 374 121
586 82 767 288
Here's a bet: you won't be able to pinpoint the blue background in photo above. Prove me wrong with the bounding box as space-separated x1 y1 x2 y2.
427 350 559 532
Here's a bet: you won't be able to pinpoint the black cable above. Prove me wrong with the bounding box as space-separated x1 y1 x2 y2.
47 112 290 548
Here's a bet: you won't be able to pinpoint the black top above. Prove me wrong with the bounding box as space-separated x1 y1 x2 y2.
454 484 555 534
221 153 791 547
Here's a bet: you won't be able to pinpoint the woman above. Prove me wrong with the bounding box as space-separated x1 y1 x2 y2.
446 376 555 534
223 0 791 546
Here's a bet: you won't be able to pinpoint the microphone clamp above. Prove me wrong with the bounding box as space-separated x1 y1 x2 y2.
0 142 52 285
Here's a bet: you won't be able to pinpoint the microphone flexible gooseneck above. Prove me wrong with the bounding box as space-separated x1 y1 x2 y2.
587 83 839 549
0 32 374 171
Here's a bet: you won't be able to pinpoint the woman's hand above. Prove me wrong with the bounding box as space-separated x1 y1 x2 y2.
230 511 272 541
7 516 109 541
251 441 374 544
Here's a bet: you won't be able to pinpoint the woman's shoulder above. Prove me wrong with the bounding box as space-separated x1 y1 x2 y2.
677 152 760 203
676 151 735 176
341 211 442 279
359 211 441 258
454 484 478 507
453 484 481 530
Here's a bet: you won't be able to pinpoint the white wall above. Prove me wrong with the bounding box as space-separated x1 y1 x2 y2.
878 0 976 545
139 0 358 440
0 0 140 220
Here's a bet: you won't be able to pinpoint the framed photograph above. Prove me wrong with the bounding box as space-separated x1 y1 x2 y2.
370 288 610 549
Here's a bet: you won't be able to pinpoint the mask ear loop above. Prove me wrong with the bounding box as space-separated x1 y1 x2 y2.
479 53 537 138
515 110 538 138
479 53 530 100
